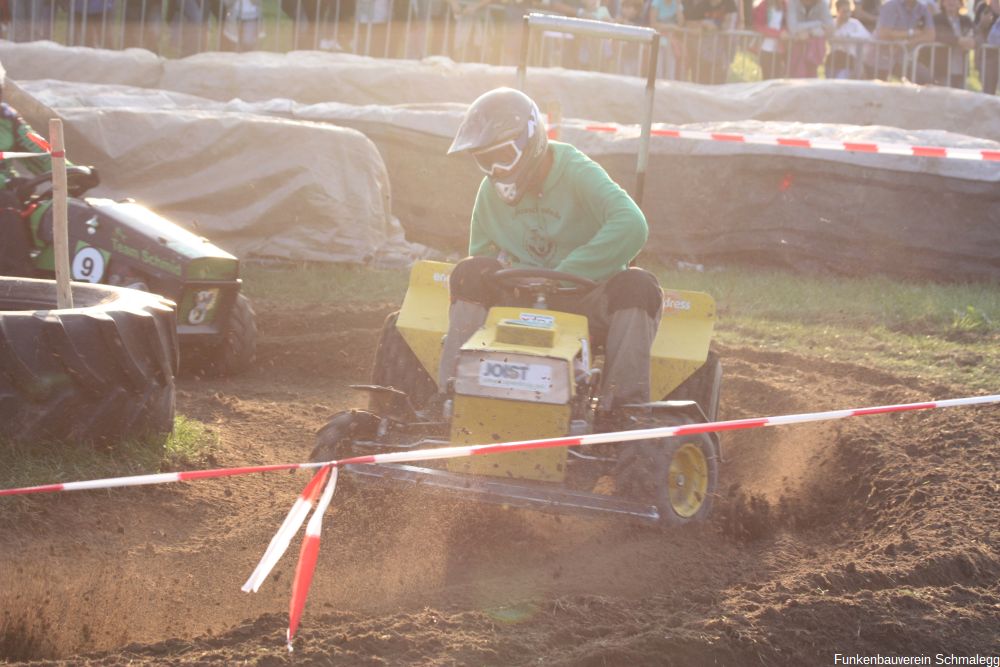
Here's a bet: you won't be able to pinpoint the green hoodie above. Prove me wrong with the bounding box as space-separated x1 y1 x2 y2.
469 141 648 283
0 102 54 188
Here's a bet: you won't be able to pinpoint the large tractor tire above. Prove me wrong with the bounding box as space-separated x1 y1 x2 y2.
182 293 258 377
369 311 437 418
0 277 178 446
616 414 719 527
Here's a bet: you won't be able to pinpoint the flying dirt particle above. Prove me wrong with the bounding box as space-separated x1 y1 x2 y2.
720 485 776 542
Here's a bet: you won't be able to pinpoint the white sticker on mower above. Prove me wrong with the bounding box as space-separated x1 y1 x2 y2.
187 289 219 325
663 295 692 311
517 313 555 328
72 246 105 283
478 361 553 393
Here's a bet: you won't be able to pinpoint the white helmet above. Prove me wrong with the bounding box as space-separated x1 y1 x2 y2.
448 87 549 206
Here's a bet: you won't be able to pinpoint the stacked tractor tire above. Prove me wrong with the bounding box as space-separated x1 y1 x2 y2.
0 277 178 445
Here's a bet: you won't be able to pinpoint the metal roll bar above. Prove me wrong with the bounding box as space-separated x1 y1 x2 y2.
516 12 660 206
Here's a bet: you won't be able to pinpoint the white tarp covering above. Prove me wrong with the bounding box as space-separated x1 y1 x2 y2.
7 78 430 267
4 40 1000 137
3 41 999 278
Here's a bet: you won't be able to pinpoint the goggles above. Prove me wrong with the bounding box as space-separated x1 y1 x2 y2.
472 138 525 177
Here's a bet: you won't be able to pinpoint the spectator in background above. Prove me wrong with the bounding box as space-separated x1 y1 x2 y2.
576 0 614 69
168 0 213 55
448 0 494 61
853 0 879 31
873 0 934 83
827 0 871 78
988 4 1000 72
221 0 264 50
620 0 648 23
282 0 343 50
617 0 650 74
786 0 833 77
67 0 117 47
974 0 999 94
123 0 164 51
580 0 613 21
751 0 788 79
354 0 393 57
9 0 55 42
649 0 685 78
405 0 450 58
684 0 739 83
925 0 974 87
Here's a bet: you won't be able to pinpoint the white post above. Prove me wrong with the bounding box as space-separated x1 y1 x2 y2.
49 119 73 310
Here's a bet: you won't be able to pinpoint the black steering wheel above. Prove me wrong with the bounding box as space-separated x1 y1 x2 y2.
493 267 597 298
15 165 101 204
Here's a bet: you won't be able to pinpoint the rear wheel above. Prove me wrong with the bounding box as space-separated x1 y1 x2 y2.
616 415 719 526
369 311 437 418
214 293 257 375
310 410 381 463
665 350 722 421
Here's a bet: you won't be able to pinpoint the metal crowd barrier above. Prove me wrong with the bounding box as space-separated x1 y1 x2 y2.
975 43 1000 95
2 0 999 96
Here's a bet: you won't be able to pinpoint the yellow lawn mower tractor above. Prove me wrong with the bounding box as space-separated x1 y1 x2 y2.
311 260 722 526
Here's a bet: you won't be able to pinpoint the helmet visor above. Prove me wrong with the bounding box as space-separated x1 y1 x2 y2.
472 139 523 177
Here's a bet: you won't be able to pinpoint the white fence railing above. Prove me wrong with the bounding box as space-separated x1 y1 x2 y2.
4 0 999 95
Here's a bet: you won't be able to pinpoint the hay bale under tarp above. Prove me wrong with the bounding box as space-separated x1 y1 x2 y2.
6 42 1000 280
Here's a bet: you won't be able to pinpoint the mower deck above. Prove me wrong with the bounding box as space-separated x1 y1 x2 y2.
344 463 661 523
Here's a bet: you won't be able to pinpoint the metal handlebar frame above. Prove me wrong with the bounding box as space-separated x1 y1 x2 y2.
516 13 660 206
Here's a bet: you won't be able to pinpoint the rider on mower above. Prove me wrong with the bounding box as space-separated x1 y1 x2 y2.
442 87 663 426
0 60 102 276
0 61 58 192
0 60 58 276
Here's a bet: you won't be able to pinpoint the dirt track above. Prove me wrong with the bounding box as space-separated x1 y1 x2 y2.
2 299 998 665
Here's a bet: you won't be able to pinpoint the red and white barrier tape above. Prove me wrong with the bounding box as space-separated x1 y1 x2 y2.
577 123 1000 162
0 151 53 160
242 465 332 594
287 465 337 652
325 393 1000 469
0 463 311 497
2 392 998 648
0 131 53 161
4 394 996 499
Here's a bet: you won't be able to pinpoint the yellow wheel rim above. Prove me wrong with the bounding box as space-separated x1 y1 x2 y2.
668 442 709 518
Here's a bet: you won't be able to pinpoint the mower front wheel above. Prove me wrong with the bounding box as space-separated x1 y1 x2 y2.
215 293 258 375
182 293 258 377
310 410 381 463
617 416 719 527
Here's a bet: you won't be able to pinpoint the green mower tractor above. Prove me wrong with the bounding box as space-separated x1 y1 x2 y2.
311 260 723 527
0 166 257 376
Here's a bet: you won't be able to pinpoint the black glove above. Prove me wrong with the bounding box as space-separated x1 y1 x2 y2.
4 175 30 191
1 177 30 209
